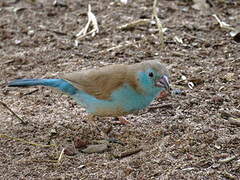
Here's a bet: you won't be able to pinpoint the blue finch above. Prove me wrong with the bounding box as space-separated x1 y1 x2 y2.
8 60 170 125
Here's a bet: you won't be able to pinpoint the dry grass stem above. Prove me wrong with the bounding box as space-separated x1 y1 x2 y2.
152 0 164 48
22 88 39 96
218 155 237 163
76 4 99 41
0 134 55 148
117 19 151 30
57 148 65 164
0 101 27 125
212 14 234 31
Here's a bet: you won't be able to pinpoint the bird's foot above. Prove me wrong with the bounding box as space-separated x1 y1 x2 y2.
86 115 109 139
156 90 170 100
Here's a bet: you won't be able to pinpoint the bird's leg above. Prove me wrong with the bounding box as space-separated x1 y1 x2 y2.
86 115 108 139
112 116 132 125
156 90 170 100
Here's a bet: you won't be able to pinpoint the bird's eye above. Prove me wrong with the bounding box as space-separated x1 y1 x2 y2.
148 72 154 77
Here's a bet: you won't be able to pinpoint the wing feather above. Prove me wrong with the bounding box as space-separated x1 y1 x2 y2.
61 64 138 100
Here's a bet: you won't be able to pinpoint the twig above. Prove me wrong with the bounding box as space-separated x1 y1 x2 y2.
152 0 164 48
106 138 125 146
0 134 55 148
184 32 208 43
22 88 39 97
172 51 186 57
206 0 215 8
48 30 67 36
218 155 237 163
228 118 240 127
76 4 99 41
117 19 151 30
212 14 234 31
222 171 237 180
31 159 58 163
149 104 173 110
0 101 27 125
57 148 65 164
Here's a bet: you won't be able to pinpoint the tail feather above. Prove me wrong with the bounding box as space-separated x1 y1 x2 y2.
8 79 51 87
8 78 77 95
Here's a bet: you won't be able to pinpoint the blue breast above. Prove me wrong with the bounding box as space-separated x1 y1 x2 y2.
71 84 159 116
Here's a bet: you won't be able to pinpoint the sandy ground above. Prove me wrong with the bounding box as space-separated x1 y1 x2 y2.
0 0 240 179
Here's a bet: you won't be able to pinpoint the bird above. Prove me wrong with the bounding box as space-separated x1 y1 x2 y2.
8 60 170 136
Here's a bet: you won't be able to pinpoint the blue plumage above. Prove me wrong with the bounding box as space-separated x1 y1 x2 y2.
72 83 158 116
8 79 78 95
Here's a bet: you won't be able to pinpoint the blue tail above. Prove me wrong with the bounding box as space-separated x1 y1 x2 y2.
8 78 78 95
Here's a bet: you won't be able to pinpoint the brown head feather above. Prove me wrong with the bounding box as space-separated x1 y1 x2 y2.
128 60 169 78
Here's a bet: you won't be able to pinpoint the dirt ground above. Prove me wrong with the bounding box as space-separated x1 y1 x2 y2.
0 0 240 179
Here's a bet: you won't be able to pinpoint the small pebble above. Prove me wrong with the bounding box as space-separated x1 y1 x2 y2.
64 145 77 156
74 136 88 149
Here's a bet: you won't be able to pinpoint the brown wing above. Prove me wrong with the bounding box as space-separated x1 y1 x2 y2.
61 64 138 100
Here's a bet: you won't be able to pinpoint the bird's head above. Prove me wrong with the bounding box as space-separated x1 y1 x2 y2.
131 60 171 95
